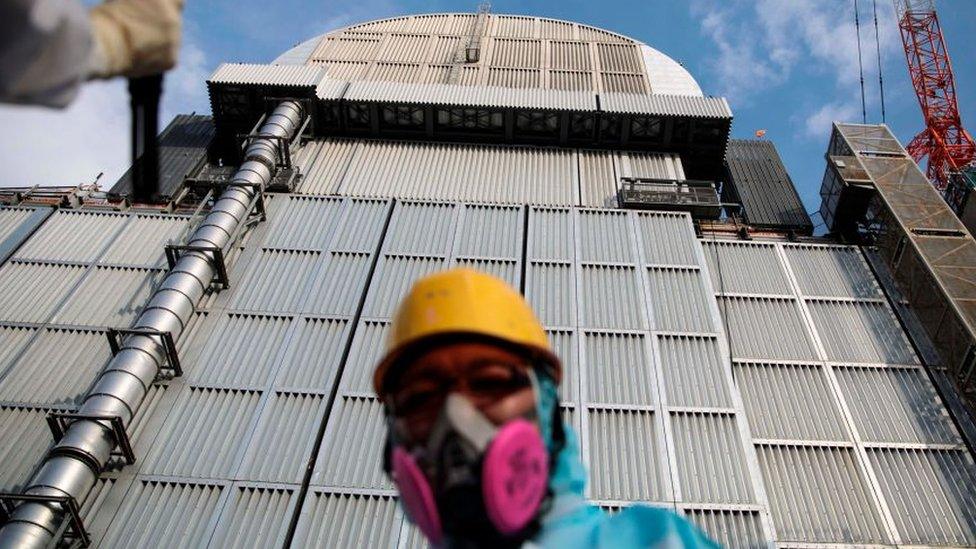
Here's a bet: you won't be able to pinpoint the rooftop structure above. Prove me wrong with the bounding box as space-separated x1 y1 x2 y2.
0 12 975 549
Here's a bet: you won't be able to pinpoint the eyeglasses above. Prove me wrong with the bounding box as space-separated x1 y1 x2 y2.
393 359 532 418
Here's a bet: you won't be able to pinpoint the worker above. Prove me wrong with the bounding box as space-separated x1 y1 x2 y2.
0 0 184 107
374 268 718 548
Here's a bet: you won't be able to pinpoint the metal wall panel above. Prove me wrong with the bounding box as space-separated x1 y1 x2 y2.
98 481 223 547
235 385 324 478
368 62 426 83
209 486 295 549
274 317 349 392
578 150 618 208
550 70 593 91
383 202 457 255
596 43 643 73
262 196 343 251
0 262 87 323
296 139 359 196
657 335 731 408
671 412 753 504
734 363 848 442
551 41 591 70
702 241 792 296
453 204 522 259
292 491 401 548
636 212 699 267
806 300 918 364
331 199 392 252
183 314 292 389
142 387 261 478
313 396 391 490
491 38 542 68
722 139 813 233
782 244 880 299
0 325 35 372
378 34 432 63
587 408 665 501
209 62 325 86
621 151 686 180
328 140 577 206
526 262 575 326
645 267 714 333
363 255 446 318
540 19 574 40
297 14 709 94
0 405 52 492
304 252 374 317
549 329 577 403
756 445 889 544
0 328 108 407
528 207 573 260
224 250 322 313
12 211 125 263
719 296 818 361
579 265 644 329
578 210 633 263
681 508 765 549
583 332 655 405
53 266 163 327
834 366 961 444
869 448 976 546
702 239 976 545
0 207 51 264
452 257 518 287
100 214 188 267
340 320 388 395
600 72 647 94
0 207 35 245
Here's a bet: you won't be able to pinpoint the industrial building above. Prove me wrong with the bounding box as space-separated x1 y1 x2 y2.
0 12 975 548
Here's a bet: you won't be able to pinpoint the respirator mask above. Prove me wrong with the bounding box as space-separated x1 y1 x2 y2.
385 376 551 546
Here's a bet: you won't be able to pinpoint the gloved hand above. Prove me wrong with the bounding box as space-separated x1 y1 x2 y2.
88 0 184 79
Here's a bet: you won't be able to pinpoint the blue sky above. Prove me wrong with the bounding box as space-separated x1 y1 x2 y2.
2 0 974 229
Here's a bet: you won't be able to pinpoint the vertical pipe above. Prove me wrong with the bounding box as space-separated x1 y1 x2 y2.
0 100 304 549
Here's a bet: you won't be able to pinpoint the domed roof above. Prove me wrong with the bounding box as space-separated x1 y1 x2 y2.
273 13 702 96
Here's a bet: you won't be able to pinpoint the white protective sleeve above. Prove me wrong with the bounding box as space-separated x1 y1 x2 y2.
0 0 94 108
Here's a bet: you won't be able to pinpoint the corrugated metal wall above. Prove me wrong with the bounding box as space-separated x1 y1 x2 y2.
304 14 656 94
294 138 685 209
704 240 976 546
0 209 189 508
2 199 975 547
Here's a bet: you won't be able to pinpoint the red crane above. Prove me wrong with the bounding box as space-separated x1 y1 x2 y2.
894 0 976 210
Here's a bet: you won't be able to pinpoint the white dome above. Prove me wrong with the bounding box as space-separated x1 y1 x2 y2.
273 13 702 96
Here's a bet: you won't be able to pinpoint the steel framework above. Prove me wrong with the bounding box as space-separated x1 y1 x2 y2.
894 0 976 207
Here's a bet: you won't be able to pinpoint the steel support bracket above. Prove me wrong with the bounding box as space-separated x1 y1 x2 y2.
46 413 135 466
106 327 183 378
181 181 267 221
0 492 90 548
165 244 229 289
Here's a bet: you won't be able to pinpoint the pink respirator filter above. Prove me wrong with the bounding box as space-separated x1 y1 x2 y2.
392 419 549 543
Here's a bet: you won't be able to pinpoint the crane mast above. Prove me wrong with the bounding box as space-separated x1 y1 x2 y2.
894 0 976 212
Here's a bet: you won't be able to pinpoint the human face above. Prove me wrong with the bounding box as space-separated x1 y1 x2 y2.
390 341 536 445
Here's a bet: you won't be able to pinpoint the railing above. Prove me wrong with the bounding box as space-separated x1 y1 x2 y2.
618 177 722 218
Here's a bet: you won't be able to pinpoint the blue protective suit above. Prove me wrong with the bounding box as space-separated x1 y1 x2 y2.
530 373 719 549
531 426 719 548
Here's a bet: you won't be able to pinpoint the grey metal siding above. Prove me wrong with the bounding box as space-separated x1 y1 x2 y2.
723 139 813 234
705 239 976 546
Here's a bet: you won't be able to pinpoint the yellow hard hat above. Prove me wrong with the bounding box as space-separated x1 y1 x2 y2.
373 268 560 396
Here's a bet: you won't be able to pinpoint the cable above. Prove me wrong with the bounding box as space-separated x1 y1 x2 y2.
854 0 868 124
872 0 887 123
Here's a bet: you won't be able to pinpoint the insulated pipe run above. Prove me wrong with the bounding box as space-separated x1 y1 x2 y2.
0 101 304 548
